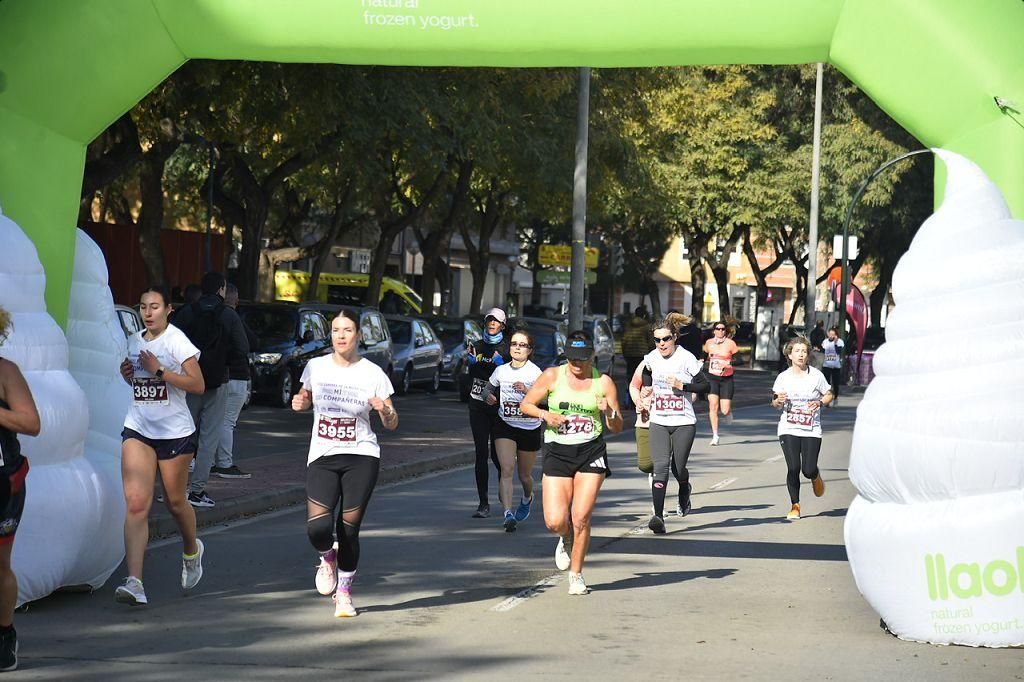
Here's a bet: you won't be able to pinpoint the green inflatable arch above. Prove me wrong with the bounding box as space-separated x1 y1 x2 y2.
1 0 1022 325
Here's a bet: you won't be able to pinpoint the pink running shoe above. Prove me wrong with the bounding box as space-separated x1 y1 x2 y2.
334 588 357 617
315 549 338 596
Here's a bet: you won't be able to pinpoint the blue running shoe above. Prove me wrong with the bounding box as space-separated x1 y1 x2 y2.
503 510 517 533
514 496 533 523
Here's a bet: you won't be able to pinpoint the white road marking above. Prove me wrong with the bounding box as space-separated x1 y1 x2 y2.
491 574 563 612
707 477 738 491
763 455 783 463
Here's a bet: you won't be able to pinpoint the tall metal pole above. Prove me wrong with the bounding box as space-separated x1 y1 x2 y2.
205 140 214 273
805 63 823 335
838 149 931 350
569 67 591 333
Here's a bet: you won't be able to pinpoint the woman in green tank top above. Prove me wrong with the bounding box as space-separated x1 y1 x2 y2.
521 330 623 596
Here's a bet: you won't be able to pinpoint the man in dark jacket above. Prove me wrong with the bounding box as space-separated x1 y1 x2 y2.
211 283 255 481
620 307 652 408
172 271 249 508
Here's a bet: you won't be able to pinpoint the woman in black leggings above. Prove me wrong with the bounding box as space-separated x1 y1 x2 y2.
292 308 398 617
465 308 510 518
771 336 833 521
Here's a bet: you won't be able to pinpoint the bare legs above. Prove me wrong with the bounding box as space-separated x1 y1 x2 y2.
495 438 537 512
543 472 604 573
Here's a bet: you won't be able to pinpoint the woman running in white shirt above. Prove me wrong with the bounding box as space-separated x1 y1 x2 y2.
116 285 206 606
771 336 833 520
484 330 543 532
292 308 398 617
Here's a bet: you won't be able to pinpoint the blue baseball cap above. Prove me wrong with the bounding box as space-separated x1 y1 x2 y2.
564 337 595 360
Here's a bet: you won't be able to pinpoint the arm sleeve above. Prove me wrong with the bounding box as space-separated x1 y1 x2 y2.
816 372 832 395
682 370 710 395
377 369 395 399
227 310 249 358
175 334 201 366
299 362 312 390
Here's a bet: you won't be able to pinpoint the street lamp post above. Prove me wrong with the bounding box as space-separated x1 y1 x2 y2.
569 67 591 333
838 149 931 349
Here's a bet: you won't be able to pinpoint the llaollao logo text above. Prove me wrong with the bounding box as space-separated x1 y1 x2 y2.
926 547 1024 600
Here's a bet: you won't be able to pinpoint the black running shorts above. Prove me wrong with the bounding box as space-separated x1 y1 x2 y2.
121 427 197 461
493 420 543 452
542 438 611 478
708 374 735 400
0 460 28 546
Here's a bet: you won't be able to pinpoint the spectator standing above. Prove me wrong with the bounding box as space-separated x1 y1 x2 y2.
172 272 249 508
620 307 652 409
809 320 826 350
211 283 255 480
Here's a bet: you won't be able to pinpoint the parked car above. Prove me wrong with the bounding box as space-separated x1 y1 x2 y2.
299 302 395 378
237 302 332 407
506 316 566 372
581 315 616 375
384 315 444 395
421 316 482 396
115 304 144 338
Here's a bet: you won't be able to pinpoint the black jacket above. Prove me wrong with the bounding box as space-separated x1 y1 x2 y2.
172 294 249 388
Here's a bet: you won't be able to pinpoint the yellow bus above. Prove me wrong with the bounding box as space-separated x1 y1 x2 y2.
275 270 423 314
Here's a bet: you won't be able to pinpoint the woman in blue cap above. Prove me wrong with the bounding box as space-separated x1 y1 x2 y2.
465 308 511 517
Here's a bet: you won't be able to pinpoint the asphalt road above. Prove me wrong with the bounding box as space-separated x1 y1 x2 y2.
16 395 1021 680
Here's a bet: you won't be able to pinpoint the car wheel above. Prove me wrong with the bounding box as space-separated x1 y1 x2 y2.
243 380 253 410
277 371 293 408
397 364 412 395
428 365 441 394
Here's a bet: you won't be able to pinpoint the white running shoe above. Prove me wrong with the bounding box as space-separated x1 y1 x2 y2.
723 411 734 424
182 538 205 590
710 434 720 446
554 536 572 571
568 572 590 596
334 589 357 617
115 576 148 605
315 549 338 596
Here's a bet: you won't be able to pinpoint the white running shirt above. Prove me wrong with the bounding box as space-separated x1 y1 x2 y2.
773 366 832 438
822 338 844 368
644 347 704 427
123 324 200 439
300 356 395 464
488 360 543 430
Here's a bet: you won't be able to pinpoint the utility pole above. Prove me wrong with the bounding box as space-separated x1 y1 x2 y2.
569 67 590 333
806 62 823 335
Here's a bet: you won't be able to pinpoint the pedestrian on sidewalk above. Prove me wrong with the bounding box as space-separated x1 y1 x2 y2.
483 329 543 533
116 285 206 607
465 308 510 518
211 283 254 480
820 327 845 407
0 305 41 671
520 330 623 595
171 272 249 509
770 336 833 521
620 307 652 409
644 319 709 534
292 308 398 618
703 321 739 446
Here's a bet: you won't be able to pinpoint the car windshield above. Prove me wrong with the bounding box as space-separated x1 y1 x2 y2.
388 320 412 345
532 331 558 358
430 320 464 346
240 309 296 349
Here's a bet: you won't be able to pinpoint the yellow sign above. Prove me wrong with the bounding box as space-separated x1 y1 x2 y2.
538 244 599 268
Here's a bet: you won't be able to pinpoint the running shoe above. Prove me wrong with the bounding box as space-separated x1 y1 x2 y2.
567 572 590 596
211 465 252 479
812 475 826 498
786 503 801 521
114 576 148 605
554 536 572 571
181 538 205 591
503 510 517 533
513 496 533 522
472 503 490 518
724 411 734 424
677 483 693 517
334 589 357 617
188 490 215 508
316 549 338 595
648 515 666 534
710 434 720 446
0 626 16 672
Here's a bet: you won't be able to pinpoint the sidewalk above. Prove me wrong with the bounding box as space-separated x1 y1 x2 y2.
151 368 861 536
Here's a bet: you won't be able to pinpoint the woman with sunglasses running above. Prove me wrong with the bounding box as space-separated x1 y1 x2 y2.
293 309 398 617
483 329 542 532
644 320 709 533
117 285 206 606
520 331 622 595
703 321 739 446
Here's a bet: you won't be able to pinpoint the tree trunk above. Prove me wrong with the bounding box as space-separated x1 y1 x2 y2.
309 183 358 300
685 244 708 323
463 180 505 316
136 148 170 286
643 273 662 319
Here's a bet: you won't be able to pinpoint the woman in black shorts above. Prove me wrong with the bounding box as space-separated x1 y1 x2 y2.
520 331 623 595
0 305 40 671
293 308 398 617
484 329 543 532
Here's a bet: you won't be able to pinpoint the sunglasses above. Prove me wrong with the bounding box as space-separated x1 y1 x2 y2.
510 342 532 349
714 327 726 331
654 335 674 343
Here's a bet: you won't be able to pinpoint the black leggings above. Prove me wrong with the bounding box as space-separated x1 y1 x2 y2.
648 423 696 517
469 406 500 506
778 435 821 504
306 454 380 571
822 367 841 398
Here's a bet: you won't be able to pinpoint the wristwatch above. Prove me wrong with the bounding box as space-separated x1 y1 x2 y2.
155 366 165 378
